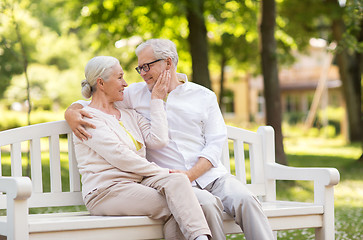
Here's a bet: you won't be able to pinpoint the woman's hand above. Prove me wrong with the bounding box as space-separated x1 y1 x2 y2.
169 169 194 182
151 70 170 100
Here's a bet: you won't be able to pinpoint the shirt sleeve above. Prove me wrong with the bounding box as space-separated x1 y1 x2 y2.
72 100 91 107
199 93 227 167
81 116 169 177
135 99 169 149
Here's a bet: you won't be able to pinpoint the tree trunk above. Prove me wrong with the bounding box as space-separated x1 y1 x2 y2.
329 0 362 143
186 0 211 89
219 53 227 107
12 5 32 176
357 18 363 162
260 0 288 165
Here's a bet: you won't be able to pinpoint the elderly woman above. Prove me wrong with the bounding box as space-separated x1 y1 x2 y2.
73 56 211 240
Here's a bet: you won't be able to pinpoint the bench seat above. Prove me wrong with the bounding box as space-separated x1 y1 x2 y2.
0 201 324 239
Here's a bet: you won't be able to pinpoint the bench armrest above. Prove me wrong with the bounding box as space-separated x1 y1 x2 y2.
0 177 32 239
265 162 339 206
0 176 32 199
266 162 340 186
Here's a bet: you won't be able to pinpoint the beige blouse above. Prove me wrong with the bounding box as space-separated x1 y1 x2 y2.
73 99 169 199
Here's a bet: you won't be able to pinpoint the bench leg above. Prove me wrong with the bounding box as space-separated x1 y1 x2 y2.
8 199 29 240
315 223 335 240
314 186 335 240
273 231 277 240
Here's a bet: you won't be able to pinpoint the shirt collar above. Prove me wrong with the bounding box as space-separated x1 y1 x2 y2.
174 73 191 92
176 73 188 84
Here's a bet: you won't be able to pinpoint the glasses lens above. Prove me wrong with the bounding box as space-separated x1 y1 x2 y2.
142 64 150 72
135 67 141 74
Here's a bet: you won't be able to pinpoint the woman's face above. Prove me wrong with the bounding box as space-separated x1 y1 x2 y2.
103 64 128 102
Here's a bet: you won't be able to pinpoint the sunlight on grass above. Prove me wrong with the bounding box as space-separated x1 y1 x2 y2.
226 131 363 240
284 136 362 158
335 180 363 207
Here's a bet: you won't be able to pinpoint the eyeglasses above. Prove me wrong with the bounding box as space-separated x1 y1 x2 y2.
135 59 163 74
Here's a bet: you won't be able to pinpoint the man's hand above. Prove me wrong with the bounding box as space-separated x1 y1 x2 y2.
151 70 170 100
169 157 213 182
64 104 96 141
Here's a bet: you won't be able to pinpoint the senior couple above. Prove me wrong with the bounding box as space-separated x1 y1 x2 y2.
66 38 274 240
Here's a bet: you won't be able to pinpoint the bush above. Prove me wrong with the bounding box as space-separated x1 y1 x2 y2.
283 112 306 125
0 109 64 131
321 125 336 138
307 127 320 137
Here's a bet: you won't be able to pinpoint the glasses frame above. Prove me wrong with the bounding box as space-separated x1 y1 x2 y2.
135 59 163 74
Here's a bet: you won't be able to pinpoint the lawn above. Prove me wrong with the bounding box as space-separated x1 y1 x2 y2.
227 133 363 240
0 128 362 239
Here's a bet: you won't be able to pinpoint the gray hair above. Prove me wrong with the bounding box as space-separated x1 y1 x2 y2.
135 39 179 69
81 56 119 99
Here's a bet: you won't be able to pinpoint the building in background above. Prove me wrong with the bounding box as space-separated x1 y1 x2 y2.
213 38 345 134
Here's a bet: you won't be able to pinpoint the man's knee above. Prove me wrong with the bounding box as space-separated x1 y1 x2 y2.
194 190 224 217
201 199 224 217
239 191 261 207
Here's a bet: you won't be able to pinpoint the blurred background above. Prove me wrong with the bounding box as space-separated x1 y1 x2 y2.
0 0 362 239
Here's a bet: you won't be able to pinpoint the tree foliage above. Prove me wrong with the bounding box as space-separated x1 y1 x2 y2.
1 0 362 162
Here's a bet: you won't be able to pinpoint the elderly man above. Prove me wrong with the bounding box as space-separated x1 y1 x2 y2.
65 39 274 240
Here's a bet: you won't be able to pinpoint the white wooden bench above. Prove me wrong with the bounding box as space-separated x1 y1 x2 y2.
0 120 340 240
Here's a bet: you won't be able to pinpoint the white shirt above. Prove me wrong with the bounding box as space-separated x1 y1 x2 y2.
76 73 228 188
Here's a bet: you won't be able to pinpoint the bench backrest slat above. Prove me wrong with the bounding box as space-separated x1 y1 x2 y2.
221 140 231 173
30 138 43 193
68 133 81 192
0 148 2 176
49 135 62 193
232 139 247 184
11 142 22 177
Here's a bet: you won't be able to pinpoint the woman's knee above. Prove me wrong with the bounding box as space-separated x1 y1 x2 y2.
166 173 191 188
169 172 189 182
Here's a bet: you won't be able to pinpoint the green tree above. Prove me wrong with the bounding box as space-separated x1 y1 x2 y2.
1 0 92 110
185 0 211 89
327 0 362 144
207 0 260 107
260 0 287 165
1 0 38 125
0 1 32 99
279 0 362 160
65 0 213 87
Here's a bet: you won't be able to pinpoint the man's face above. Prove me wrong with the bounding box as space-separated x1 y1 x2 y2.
137 46 165 91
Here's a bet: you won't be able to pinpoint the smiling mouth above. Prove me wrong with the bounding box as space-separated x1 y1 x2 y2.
145 78 151 82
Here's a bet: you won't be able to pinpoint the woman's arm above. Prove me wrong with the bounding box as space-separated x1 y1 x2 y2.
81 116 169 177
137 99 169 149
138 70 170 149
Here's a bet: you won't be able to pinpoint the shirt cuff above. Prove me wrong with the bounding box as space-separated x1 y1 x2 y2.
199 154 219 168
150 99 164 110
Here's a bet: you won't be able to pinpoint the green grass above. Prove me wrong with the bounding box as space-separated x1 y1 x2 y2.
227 135 363 240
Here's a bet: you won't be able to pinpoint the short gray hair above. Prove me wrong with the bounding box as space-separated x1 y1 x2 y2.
135 39 178 69
81 56 119 99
